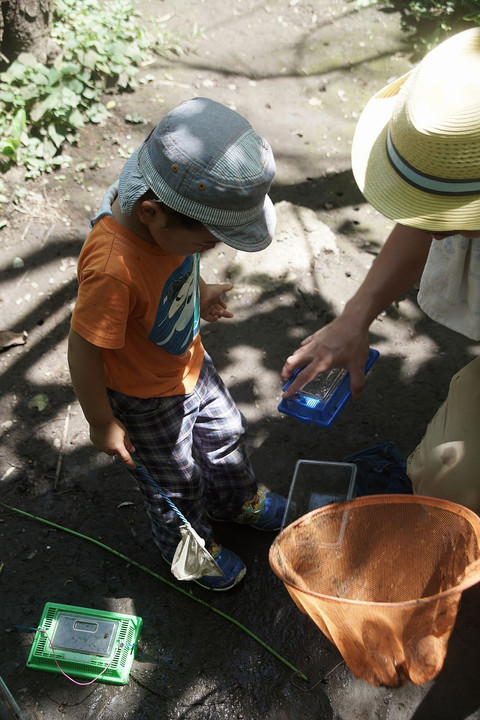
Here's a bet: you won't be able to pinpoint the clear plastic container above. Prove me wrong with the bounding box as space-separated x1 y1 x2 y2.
281 459 357 529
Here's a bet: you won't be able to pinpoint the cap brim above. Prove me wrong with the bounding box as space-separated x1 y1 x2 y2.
351 72 480 231
204 194 276 252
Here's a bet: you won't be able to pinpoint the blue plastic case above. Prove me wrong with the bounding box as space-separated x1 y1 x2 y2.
278 348 379 427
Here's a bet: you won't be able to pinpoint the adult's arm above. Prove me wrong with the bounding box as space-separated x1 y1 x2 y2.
281 223 433 398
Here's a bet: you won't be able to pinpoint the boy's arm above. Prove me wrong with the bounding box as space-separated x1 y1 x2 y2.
67 328 136 467
281 223 433 398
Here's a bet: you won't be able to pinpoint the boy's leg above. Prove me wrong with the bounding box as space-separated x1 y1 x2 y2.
407 356 480 513
190 353 259 517
107 387 216 561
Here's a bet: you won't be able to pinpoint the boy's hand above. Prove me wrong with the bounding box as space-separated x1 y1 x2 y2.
90 417 137 468
200 282 234 322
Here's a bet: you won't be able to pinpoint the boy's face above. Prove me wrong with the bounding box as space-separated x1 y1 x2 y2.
140 201 220 255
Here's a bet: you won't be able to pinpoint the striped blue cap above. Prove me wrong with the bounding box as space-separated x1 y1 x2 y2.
137 97 276 252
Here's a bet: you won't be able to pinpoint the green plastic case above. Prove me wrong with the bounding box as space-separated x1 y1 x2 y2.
26 602 142 685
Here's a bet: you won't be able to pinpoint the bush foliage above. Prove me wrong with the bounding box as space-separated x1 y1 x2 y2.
0 0 175 178
356 0 480 49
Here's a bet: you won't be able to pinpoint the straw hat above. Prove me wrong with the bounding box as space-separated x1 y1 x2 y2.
351 29 480 231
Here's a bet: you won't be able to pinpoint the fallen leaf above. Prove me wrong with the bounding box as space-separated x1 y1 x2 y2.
28 394 49 411
0 330 27 350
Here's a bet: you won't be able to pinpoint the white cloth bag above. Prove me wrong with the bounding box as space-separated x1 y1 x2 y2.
171 525 224 581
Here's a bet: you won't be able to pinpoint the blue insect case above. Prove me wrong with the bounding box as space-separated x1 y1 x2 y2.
278 348 379 427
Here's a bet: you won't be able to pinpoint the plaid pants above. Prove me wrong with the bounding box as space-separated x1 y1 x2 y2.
107 353 257 560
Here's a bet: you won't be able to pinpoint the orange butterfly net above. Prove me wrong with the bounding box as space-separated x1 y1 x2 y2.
269 494 480 687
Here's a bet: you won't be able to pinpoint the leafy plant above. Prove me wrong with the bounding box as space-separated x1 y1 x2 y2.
354 0 480 50
0 0 176 178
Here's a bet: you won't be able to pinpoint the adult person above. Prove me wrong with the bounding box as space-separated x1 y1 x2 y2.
281 28 480 512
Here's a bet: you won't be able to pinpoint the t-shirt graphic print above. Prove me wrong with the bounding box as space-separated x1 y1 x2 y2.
148 254 200 355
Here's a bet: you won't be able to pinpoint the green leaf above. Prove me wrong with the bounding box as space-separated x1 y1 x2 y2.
82 87 99 100
18 85 39 102
11 109 26 139
47 67 61 85
3 62 28 82
69 109 85 128
61 78 84 96
32 67 50 84
15 52 39 68
125 113 146 124
0 91 18 104
60 87 82 107
86 103 109 123
0 138 20 157
47 124 66 148
42 137 58 160
30 98 53 122
81 49 102 70
58 61 82 76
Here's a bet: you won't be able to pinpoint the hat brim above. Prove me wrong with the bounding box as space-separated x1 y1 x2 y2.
351 73 480 231
204 194 276 252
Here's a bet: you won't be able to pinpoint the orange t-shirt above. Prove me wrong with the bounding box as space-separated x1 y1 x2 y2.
71 215 204 397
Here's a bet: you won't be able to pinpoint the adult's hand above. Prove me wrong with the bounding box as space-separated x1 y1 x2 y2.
281 313 370 399
281 223 432 400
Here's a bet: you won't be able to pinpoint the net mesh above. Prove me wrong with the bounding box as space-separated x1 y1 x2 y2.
269 494 480 687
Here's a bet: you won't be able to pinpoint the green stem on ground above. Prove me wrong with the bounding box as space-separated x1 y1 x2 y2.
1 502 308 682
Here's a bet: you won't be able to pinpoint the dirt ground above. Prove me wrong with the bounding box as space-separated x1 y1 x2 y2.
1 1 480 718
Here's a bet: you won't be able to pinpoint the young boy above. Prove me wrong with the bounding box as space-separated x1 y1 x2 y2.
68 97 286 591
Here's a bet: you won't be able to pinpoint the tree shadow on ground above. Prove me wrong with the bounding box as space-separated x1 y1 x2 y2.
1 180 477 720
270 170 365 214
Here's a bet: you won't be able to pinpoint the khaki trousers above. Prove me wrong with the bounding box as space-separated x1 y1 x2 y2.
407 356 480 513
